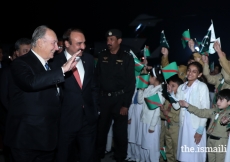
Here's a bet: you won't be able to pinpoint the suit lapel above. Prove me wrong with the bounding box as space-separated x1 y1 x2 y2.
27 51 46 72
81 55 90 91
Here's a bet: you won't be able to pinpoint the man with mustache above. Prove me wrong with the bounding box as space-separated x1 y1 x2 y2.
50 28 99 162
95 29 135 162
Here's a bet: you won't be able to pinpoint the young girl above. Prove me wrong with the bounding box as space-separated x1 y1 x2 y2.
160 74 184 162
170 62 210 162
137 67 165 162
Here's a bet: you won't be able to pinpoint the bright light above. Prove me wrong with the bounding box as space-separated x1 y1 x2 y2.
195 46 199 52
136 24 142 31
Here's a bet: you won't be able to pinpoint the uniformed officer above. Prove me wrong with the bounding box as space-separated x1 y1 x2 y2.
95 29 136 162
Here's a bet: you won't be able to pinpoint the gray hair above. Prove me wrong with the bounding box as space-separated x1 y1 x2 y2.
15 38 31 50
31 25 49 47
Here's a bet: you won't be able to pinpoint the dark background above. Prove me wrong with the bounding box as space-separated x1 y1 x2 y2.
0 0 229 66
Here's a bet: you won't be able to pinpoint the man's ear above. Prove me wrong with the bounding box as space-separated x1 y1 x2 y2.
37 38 44 49
118 38 122 44
65 40 70 48
15 50 19 57
227 100 230 106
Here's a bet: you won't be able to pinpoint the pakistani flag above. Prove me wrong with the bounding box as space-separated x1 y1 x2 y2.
136 75 149 88
160 30 170 49
162 62 179 80
144 45 151 57
160 147 167 160
134 58 145 72
135 70 140 77
144 93 162 110
194 38 201 47
181 29 190 48
209 20 216 54
199 26 211 56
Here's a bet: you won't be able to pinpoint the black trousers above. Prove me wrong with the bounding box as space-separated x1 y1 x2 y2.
96 94 128 160
10 148 55 162
56 115 97 162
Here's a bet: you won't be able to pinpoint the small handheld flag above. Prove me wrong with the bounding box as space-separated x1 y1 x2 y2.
209 20 216 54
160 147 167 160
136 74 149 88
144 45 151 57
199 24 212 56
161 62 179 80
181 29 190 48
160 30 170 49
134 58 145 72
144 93 162 110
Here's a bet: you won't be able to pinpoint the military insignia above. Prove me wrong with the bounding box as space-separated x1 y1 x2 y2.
116 60 123 65
108 32 112 36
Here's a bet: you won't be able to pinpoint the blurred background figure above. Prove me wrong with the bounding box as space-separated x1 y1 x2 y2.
14 38 31 57
55 37 64 54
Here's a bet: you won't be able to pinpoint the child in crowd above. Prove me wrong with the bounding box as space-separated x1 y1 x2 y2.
137 67 165 162
170 62 210 162
160 74 184 162
179 89 230 162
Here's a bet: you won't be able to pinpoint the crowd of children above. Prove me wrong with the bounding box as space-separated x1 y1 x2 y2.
123 39 230 162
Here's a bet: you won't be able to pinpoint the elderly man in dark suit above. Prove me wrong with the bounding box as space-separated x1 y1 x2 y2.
4 25 80 162
49 28 99 162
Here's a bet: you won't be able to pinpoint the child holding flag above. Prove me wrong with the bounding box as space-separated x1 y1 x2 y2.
137 66 165 162
160 74 184 162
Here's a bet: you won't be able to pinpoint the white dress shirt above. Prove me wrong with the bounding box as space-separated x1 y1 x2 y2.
32 50 60 94
31 50 47 70
64 50 85 84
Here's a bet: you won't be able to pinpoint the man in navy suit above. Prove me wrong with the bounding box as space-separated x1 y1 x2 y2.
4 25 80 162
50 28 99 162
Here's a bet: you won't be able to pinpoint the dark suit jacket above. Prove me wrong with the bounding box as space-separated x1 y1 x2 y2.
0 66 11 135
0 66 11 110
49 51 99 132
4 50 65 151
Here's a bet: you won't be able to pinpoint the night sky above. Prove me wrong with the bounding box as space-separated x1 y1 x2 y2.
1 0 230 65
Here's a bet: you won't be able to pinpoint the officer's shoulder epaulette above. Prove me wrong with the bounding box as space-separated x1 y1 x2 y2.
98 49 107 54
123 50 132 57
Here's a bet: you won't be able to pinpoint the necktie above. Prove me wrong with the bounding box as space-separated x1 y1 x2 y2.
72 67 82 89
45 63 50 71
133 90 138 104
45 62 60 95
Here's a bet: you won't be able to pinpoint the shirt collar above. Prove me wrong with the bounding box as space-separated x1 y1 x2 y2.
64 50 72 60
31 49 47 66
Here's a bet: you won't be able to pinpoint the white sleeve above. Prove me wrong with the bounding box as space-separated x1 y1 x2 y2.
137 89 144 104
198 84 210 127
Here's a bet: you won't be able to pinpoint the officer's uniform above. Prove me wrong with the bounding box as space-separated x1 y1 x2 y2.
95 29 136 161
187 104 230 162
